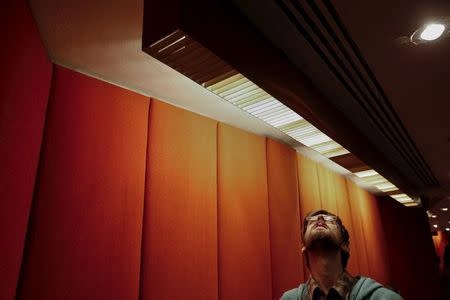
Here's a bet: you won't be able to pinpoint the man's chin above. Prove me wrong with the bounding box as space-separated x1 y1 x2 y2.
305 235 339 250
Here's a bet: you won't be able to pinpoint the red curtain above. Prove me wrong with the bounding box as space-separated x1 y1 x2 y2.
17 67 148 299
0 1 52 299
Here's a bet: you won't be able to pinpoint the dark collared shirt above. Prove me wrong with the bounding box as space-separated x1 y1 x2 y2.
301 271 359 300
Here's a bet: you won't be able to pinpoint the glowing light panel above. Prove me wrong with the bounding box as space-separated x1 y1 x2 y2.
420 24 445 41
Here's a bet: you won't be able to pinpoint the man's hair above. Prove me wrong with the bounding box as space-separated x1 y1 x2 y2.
302 209 350 269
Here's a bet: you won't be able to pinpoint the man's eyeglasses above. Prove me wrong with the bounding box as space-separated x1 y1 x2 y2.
306 214 337 223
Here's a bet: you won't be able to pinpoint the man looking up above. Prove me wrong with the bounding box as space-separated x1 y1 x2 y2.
281 210 402 300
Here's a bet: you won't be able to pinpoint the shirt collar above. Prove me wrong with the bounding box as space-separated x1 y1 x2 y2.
305 271 358 300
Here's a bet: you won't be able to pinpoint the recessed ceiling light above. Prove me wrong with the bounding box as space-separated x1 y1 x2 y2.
433 224 438 228
410 19 450 44
420 24 446 41
446 228 450 232
441 208 448 211
432 215 437 218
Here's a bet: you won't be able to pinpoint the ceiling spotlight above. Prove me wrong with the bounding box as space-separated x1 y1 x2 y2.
420 24 446 40
441 208 448 211
434 224 438 228
446 228 450 232
410 19 449 44
432 215 437 218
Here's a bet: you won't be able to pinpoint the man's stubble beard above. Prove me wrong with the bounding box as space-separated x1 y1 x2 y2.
305 229 341 250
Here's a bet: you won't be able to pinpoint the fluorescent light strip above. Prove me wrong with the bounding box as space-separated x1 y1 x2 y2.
375 182 396 190
354 169 379 178
390 193 416 206
322 148 350 158
301 133 332 147
225 87 263 102
311 140 343 152
257 107 291 120
224 85 262 100
207 71 411 204
247 101 283 114
207 74 245 91
358 174 387 185
218 81 255 98
263 112 298 124
208 73 350 157
234 92 270 106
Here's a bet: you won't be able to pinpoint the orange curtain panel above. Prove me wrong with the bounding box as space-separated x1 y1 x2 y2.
296 154 322 219
316 164 338 214
333 175 360 275
218 123 272 300
266 139 303 300
345 179 370 276
315 163 363 274
141 100 218 299
357 192 389 284
16 67 148 300
0 1 52 299
296 154 321 279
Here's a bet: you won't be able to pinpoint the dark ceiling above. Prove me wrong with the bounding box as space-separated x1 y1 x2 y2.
143 0 450 211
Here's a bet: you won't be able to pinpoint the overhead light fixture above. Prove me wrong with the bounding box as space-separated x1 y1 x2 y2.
432 215 437 218
389 193 420 207
375 182 398 192
420 24 446 40
441 207 448 211
410 19 449 44
433 224 438 228
147 30 417 208
446 228 450 232
354 169 379 178
206 74 349 158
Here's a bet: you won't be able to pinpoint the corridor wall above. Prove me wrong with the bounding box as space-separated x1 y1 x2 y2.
0 2 52 300
379 198 441 299
4 64 440 300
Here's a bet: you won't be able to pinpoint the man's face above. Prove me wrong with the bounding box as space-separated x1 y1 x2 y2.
303 213 342 248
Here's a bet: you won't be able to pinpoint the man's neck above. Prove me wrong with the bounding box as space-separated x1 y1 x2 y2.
308 243 343 294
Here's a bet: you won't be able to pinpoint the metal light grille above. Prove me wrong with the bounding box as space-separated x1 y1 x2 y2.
390 193 417 206
354 169 398 192
207 74 349 158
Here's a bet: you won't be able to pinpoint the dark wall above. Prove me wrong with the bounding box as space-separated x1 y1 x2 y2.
378 197 441 299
